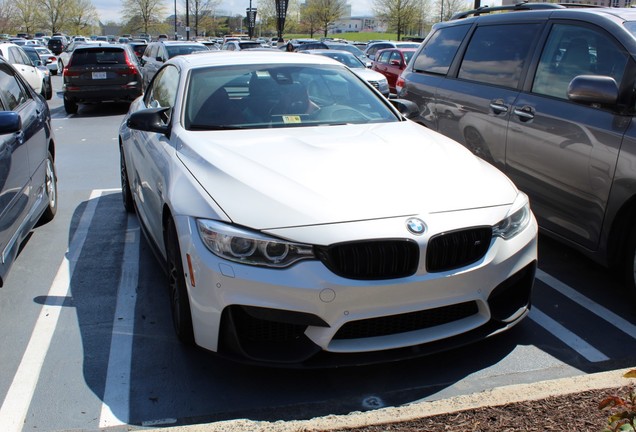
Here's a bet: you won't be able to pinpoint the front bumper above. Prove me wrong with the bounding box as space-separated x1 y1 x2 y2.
176 212 538 367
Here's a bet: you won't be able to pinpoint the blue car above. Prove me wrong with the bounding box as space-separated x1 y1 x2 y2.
0 56 57 286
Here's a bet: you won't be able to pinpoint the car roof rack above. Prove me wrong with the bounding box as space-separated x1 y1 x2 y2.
450 1 565 20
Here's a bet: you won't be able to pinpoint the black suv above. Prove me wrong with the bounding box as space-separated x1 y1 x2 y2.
47 36 65 55
398 5 636 297
62 44 143 114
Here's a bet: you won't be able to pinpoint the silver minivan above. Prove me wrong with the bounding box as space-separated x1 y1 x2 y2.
399 5 636 298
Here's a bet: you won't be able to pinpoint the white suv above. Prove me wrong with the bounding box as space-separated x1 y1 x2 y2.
0 42 45 94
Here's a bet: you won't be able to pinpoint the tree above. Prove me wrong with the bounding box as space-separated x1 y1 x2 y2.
436 0 468 22
14 0 41 35
305 0 345 38
66 0 98 35
299 0 320 38
184 0 221 38
373 0 420 41
37 0 74 34
0 0 17 34
121 0 166 35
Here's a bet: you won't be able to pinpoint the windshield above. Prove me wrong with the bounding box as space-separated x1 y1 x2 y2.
320 52 365 69
184 63 399 130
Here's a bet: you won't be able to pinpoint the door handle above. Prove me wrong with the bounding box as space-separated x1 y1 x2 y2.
513 105 535 121
489 99 508 114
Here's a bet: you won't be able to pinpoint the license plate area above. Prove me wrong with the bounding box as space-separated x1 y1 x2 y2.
92 72 107 79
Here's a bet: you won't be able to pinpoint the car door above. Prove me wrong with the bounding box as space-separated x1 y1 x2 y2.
0 62 43 274
433 22 543 171
505 22 630 250
128 65 180 245
8 46 41 92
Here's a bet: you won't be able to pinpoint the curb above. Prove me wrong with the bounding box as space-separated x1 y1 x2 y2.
156 367 635 432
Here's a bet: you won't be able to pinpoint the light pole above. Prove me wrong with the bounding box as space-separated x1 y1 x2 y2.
174 0 177 40
186 0 190 40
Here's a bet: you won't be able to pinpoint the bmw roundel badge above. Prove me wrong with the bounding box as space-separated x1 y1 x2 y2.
406 218 426 235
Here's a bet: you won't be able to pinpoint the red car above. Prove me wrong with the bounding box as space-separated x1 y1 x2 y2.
372 48 417 95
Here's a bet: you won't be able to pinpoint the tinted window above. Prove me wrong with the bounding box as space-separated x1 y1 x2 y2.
70 48 126 65
532 24 628 100
0 64 29 110
412 24 470 74
458 24 540 88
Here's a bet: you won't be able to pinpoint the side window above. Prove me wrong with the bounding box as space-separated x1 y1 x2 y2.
8 47 21 64
532 24 628 100
377 50 390 63
18 48 33 66
0 64 30 110
145 65 179 119
412 24 470 75
389 51 402 65
458 24 541 88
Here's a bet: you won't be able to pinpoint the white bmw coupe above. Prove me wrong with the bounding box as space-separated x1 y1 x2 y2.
119 51 538 366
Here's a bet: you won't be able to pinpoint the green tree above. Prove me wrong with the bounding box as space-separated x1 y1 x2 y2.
311 0 346 38
66 0 98 35
14 0 41 35
373 0 420 41
121 0 166 35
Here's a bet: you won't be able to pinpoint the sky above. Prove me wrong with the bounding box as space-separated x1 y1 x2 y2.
91 0 374 24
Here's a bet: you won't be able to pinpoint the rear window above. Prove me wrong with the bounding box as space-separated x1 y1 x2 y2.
70 48 126 66
165 45 207 58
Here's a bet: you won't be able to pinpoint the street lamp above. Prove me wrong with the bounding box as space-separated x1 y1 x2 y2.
174 0 177 40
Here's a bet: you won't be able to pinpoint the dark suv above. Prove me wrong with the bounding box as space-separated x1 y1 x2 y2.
62 44 142 114
47 36 65 55
398 5 636 297
140 41 207 88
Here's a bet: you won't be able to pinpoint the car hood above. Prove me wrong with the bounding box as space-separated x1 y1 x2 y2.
175 121 518 230
353 67 387 82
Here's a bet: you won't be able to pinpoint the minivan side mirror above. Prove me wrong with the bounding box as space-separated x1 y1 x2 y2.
567 75 618 106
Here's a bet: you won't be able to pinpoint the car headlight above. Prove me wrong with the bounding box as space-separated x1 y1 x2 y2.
197 219 315 268
492 192 532 240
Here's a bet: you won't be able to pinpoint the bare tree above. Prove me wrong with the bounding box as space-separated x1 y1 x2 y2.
436 0 468 22
299 1 321 38
38 0 77 34
0 0 17 34
121 0 167 35
183 0 221 37
374 0 420 41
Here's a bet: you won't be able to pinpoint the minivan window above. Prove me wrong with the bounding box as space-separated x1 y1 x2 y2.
532 24 628 100
412 24 470 75
458 24 541 88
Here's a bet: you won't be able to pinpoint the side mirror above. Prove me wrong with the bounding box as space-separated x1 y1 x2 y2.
126 107 170 135
0 111 21 134
389 98 420 120
567 75 618 106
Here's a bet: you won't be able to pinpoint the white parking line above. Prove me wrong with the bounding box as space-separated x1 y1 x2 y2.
0 190 106 432
99 214 140 427
536 269 636 339
529 307 609 362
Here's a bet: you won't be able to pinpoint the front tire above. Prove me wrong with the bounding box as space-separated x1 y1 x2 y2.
165 218 195 345
43 79 52 100
120 149 134 213
39 152 57 224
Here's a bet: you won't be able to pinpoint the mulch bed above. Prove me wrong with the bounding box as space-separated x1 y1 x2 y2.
331 387 632 432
